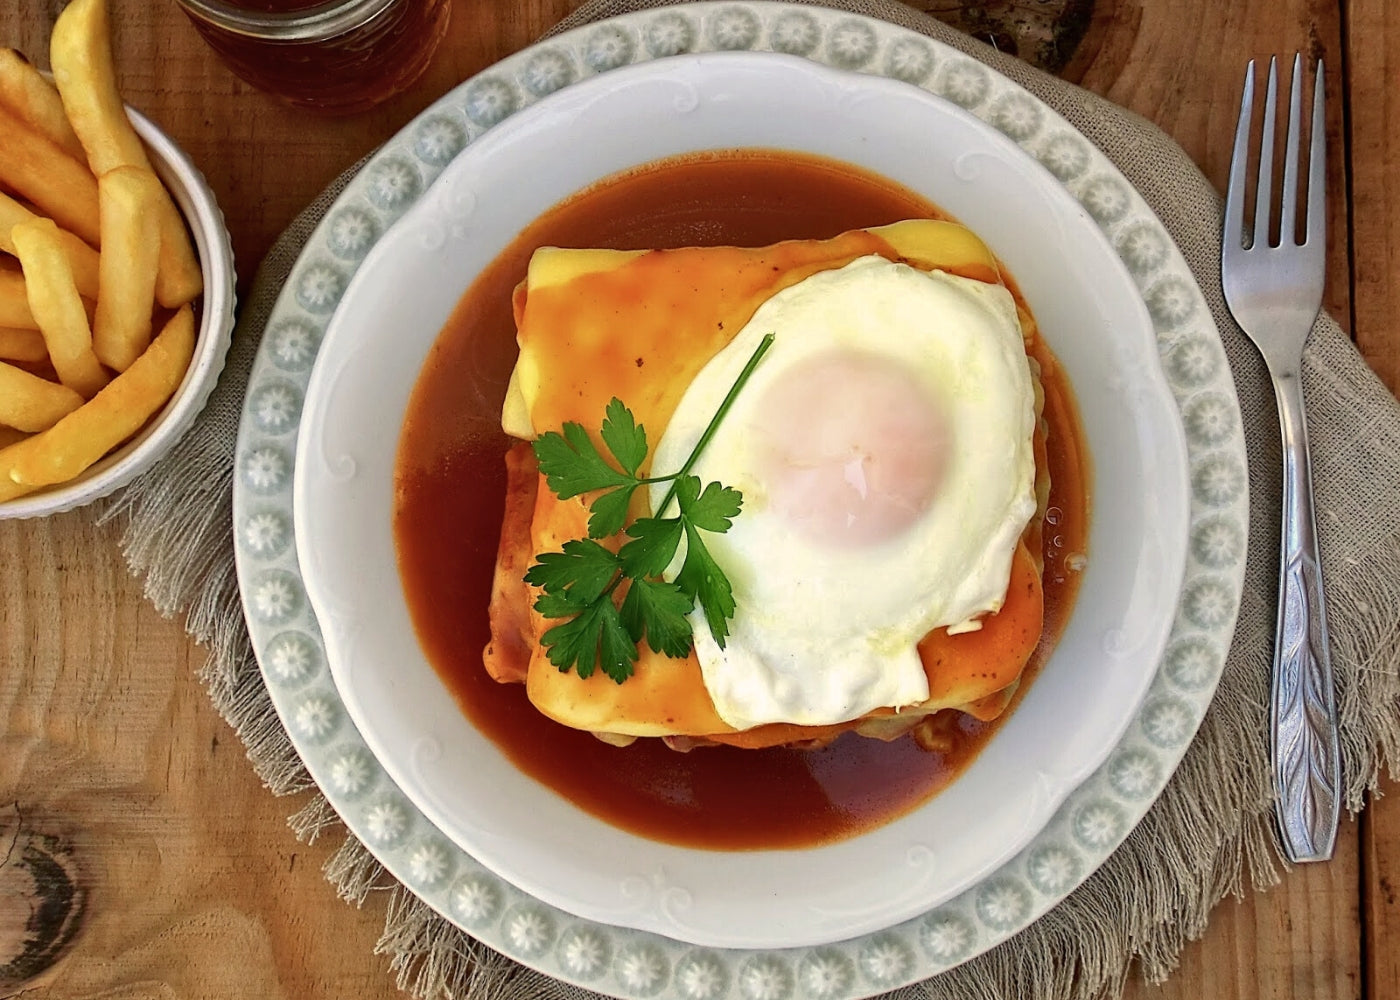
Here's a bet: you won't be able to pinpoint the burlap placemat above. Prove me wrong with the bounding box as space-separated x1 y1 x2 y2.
102 0 1400 997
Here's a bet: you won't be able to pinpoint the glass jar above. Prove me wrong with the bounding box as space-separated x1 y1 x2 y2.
174 0 452 114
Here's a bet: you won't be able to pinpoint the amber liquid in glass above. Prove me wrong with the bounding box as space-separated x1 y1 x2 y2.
183 0 451 114
233 0 326 10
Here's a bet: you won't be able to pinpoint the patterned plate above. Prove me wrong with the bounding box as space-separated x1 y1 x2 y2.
232 4 1248 998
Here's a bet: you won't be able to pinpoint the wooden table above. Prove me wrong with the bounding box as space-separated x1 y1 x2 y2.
1 1 1395 997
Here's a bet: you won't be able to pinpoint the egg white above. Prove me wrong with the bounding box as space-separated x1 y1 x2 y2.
650 255 1037 731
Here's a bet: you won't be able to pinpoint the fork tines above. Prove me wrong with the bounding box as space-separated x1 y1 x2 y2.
1224 54 1325 256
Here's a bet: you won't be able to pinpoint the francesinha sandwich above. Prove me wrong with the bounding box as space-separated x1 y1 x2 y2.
483 220 1052 751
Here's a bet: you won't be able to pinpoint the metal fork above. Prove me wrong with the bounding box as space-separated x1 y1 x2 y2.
1222 55 1340 863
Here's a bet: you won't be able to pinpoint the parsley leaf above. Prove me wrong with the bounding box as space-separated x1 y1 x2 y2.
533 590 587 618
595 600 639 682
533 421 631 499
586 483 638 539
676 523 736 649
600 397 648 476
533 398 653 539
524 538 619 604
620 577 694 658
675 475 744 533
618 516 684 578
538 599 638 682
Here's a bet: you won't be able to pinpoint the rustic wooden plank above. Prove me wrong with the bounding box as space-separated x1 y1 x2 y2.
1077 0 1353 326
1366 797 1400 1000
1122 823 1363 1000
0 515 402 998
1346 3 1400 1000
909 0 1098 75
1345 0 1400 393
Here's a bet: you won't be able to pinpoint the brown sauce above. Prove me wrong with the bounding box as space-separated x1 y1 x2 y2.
394 150 1090 851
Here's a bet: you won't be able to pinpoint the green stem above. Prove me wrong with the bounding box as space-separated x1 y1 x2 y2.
654 333 775 517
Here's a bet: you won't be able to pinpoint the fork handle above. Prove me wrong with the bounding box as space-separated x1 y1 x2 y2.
1269 370 1341 863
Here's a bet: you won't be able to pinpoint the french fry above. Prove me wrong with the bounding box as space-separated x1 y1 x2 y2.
0 360 84 432
49 0 146 174
0 191 101 299
151 194 204 308
0 426 30 449
0 440 38 501
0 271 37 329
7 304 193 487
93 166 162 371
50 0 202 307
0 327 47 362
0 105 102 247
11 217 108 398
0 48 86 161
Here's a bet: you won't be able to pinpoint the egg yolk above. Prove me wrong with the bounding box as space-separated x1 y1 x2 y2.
750 349 947 547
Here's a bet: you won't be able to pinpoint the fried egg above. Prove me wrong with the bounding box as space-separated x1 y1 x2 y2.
648 254 1037 731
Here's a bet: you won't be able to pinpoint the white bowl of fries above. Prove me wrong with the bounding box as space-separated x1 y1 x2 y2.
0 0 236 519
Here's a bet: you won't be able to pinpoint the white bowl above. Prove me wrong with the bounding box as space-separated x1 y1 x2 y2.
0 107 236 519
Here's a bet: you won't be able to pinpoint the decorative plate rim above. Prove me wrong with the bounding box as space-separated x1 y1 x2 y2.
231 4 1249 999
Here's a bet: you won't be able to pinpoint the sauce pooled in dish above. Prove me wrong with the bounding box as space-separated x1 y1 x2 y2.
395 150 1090 848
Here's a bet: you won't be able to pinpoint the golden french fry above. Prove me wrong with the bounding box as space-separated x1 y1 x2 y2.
0 425 30 449
11 217 108 398
50 0 146 174
0 105 102 247
0 326 47 362
0 272 87 332
0 48 86 161
0 359 84 432
0 440 38 500
50 0 201 307
0 271 37 329
0 191 101 299
152 192 203 308
7 303 193 487
93 166 162 371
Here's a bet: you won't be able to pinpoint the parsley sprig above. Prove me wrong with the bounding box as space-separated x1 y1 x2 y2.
524 334 775 683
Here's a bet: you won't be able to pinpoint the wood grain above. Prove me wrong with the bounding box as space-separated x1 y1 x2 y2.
1126 830 1364 1000
0 0 1393 997
0 514 403 998
909 0 1097 73
1346 0 1400 393
1347 3 1400 1000
1367 791 1400 1000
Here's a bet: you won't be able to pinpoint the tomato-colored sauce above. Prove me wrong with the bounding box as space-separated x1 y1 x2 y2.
394 150 1089 851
